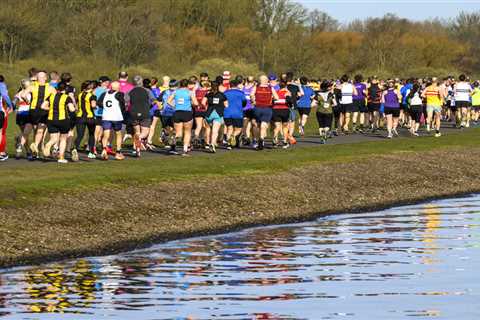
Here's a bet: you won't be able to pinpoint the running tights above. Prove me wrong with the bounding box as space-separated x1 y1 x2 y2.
75 118 95 151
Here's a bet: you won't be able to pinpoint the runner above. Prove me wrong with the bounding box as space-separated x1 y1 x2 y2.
75 81 97 159
224 78 247 150
26 71 55 160
118 71 134 143
382 80 402 139
454 74 472 128
126 75 159 157
13 79 33 159
41 82 76 163
406 83 423 136
297 76 315 136
146 77 162 150
0 76 13 161
241 76 256 146
159 80 177 149
271 80 292 148
97 81 125 160
203 81 227 153
251 75 279 150
94 76 111 155
340 74 358 134
167 79 198 156
286 73 302 138
422 77 444 137
315 80 336 144
471 81 480 124
49 71 60 89
59 72 79 162
367 76 382 132
353 74 367 133
192 80 209 148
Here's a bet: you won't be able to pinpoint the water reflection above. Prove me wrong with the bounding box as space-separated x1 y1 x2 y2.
1 196 480 319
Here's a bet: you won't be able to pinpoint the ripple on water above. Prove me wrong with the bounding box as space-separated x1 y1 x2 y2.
0 195 480 319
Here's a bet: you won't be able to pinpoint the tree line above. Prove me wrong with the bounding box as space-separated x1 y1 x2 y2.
1 0 479 87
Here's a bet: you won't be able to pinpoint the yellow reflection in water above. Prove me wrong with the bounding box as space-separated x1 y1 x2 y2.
421 204 441 266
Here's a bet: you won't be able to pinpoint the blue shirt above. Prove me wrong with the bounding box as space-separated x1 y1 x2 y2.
401 83 413 104
173 88 192 112
297 85 314 108
0 82 12 109
161 89 175 116
224 88 247 119
94 87 107 117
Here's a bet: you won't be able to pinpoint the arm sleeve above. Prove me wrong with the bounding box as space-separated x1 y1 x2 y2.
116 92 126 112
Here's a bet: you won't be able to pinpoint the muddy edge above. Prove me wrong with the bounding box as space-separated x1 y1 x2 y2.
1 147 479 269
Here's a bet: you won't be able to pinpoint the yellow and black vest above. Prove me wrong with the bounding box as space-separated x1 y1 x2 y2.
30 82 52 110
48 93 70 121
77 91 95 118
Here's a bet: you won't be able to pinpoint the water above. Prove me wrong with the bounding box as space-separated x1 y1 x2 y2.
1 195 480 320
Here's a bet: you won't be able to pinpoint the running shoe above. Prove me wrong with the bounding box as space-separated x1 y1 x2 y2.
392 129 399 136
145 143 156 151
205 144 211 151
106 146 115 155
387 133 393 139
27 153 34 161
299 125 305 137
434 132 442 137
71 149 79 162
115 152 125 160
257 139 264 150
282 143 290 149
57 158 68 164
87 152 96 159
227 144 232 150
181 151 191 157
0 154 8 162
211 144 216 153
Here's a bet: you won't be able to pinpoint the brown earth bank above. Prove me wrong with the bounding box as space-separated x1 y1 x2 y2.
1 147 480 268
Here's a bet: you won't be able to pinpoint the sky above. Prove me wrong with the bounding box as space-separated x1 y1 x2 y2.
298 0 480 24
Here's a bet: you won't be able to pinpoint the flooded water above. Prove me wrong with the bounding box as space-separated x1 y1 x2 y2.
1 195 480 320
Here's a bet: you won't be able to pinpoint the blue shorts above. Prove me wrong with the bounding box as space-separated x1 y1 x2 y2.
254 107 273 123
289 109 297 122
205 110 223 124
102 120 123 131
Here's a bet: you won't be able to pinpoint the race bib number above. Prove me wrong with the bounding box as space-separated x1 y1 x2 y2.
324 103 330 109
18 105 30 112
245 95 251 100
213 98 220 104
178 98 185 105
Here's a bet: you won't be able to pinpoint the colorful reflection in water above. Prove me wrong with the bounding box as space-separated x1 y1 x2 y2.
0 195 480 319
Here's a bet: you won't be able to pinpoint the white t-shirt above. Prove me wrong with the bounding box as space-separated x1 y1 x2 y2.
102 92 124 122
340 83 354 104
454 82 472 102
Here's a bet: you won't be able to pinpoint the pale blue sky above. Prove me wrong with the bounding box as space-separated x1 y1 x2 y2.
298 0 480 23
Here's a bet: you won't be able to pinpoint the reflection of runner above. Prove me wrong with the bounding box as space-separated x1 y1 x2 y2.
421 204 440 266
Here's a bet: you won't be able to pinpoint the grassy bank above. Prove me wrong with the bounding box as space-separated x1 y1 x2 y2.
1 128 480 208
0 129 479 268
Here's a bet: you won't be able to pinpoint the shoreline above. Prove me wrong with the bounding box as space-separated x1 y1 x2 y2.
2 147 480 269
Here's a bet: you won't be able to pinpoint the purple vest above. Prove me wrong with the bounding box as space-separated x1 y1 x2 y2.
384 89 399 108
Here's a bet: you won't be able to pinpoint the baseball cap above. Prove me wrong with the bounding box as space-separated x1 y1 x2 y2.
268 73 277 81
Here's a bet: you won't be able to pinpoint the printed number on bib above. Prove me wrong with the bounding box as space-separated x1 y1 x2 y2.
213 98 220 104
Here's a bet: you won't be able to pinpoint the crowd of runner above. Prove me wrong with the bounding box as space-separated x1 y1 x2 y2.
0 68 479 163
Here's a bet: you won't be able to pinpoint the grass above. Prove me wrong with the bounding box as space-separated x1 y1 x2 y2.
2 122 480 208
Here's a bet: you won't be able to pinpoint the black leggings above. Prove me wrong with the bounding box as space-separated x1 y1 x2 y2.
75 118 95 151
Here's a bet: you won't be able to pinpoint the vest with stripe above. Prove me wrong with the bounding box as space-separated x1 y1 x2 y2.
30 82 52 110
77 91 95 118
48 93 71 121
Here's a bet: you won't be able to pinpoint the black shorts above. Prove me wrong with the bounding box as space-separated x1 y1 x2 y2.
342 103 356 113
243 109 255 120
456 101 470 109
316 112 333 128
47 120 70 134
130 113 152 127
161 115 174 128
384 107 400 117
272 109 290 123
400 103 408 111
410 105 422 123
94 116 103 126
16 113 30 127
224 118 243 128
173 111 193 123
194 109 207 118
153 109 162 118
297 108 311 116
30 110 48 125
368 103 381 113
0 111 4 129
333 106 342 118
354 100 367 113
